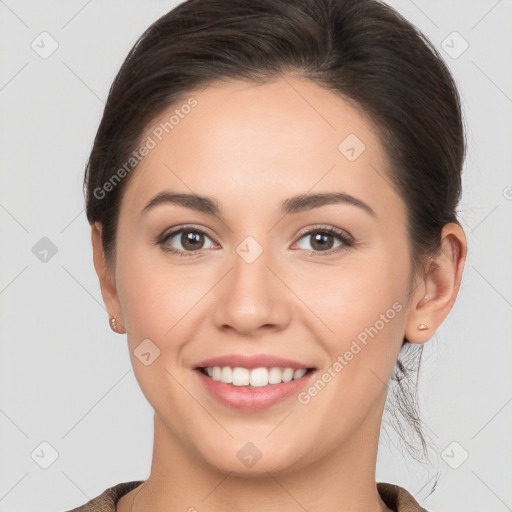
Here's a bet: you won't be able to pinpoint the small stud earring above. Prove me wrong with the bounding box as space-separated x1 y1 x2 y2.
109 316 118 333
417 323 429 331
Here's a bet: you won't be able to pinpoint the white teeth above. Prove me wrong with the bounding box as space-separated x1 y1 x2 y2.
281 368 294 382
293 368 307 379
249 367 268 387
203 366 309 386
232 367 250 386
221 366 233 384
268 367 282 384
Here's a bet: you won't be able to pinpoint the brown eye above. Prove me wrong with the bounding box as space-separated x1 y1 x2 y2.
160 227 216 256
294 226 354 255
180 230 205 250
309 231 336 251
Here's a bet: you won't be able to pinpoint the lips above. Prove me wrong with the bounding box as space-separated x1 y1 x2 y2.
195 354 314 370
194 354 316 411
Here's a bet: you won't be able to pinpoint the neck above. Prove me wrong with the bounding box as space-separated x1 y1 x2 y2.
128 398 393 512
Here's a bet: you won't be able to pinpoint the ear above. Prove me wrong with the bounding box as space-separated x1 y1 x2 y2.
404 222 467 343
91 222 126 334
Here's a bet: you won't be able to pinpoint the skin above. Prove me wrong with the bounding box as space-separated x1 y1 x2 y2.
91 75 467 512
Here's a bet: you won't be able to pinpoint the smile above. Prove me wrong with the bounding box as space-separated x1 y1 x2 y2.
199 366 312 387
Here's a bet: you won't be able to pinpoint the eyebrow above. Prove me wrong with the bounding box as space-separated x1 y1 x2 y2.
141 190 376 218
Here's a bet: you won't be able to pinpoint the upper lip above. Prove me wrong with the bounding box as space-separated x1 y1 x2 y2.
194 354 315 370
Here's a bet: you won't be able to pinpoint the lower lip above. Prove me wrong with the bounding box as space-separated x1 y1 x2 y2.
195 369 315 411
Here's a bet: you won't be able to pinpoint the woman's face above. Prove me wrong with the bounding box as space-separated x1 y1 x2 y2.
102 76 425 475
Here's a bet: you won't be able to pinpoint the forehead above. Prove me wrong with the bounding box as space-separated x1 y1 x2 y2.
119 75 402 221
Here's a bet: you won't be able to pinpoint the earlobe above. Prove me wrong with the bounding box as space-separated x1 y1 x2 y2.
404 223 467 344
90 222 126 334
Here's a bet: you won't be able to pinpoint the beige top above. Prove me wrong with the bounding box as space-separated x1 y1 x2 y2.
66 480 428 511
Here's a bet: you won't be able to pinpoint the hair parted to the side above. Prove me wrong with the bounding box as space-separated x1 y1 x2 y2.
83 0 466 495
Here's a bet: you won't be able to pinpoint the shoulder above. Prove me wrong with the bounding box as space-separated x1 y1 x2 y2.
65 481 144 512
377 482 429 512
66 479 427 512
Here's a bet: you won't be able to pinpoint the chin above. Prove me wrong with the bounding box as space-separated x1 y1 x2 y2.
195 436 308 477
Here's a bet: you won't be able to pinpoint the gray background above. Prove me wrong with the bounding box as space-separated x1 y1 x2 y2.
0 1 511 511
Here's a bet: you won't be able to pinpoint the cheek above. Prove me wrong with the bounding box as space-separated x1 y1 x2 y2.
298 247 410 404
114 244 202 412
294 249 409 345
116 228 410 356
115 239 202 339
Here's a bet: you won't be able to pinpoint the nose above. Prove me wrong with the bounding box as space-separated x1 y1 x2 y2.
212 244 292 337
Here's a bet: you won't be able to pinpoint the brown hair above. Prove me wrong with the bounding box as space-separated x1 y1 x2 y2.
84 0 465 490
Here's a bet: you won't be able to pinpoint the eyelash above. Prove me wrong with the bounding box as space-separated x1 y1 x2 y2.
156 224 354 258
